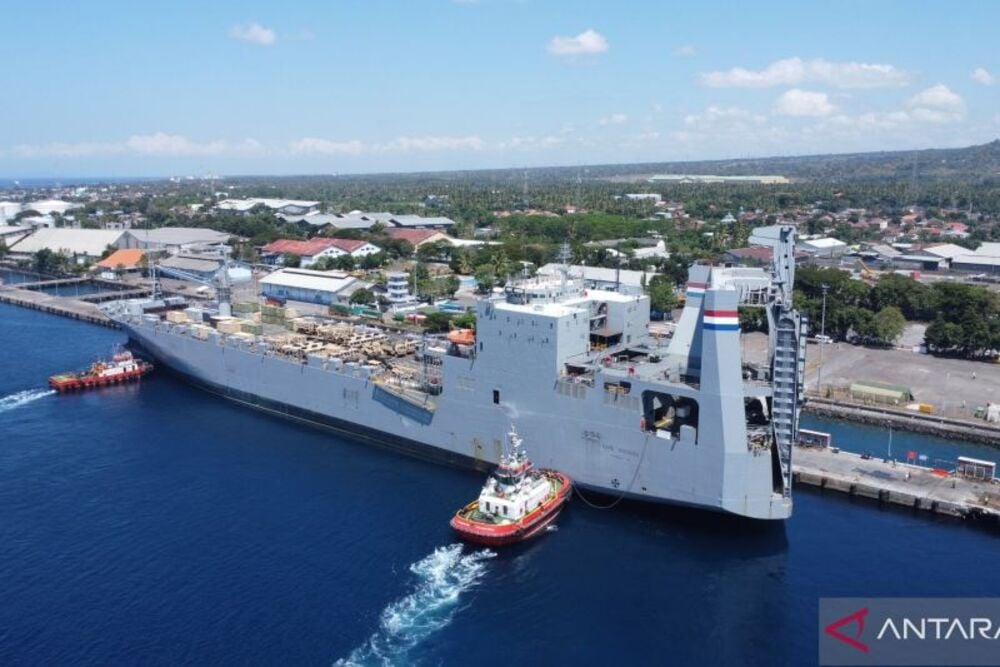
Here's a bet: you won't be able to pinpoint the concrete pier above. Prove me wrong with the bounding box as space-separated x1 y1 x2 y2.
793 445 1000 524
0 287 118 328
805 397 1000 446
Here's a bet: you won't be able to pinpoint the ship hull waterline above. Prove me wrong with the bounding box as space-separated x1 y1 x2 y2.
126 330 787 522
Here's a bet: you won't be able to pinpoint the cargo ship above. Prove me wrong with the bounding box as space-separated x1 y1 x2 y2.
107 225 806 520
49 349 153 392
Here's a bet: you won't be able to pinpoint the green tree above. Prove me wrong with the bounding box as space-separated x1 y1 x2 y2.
349 287 375 305
334 254 356 271
453 312 476 330
423 311 453 333
474 263 495 292
32 248 65 275
442 274 460 297
646 274 677 313
456 250 474 275
873 306 906 345
282 253 301 268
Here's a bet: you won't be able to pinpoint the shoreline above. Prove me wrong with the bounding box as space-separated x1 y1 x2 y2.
803 397 1000 447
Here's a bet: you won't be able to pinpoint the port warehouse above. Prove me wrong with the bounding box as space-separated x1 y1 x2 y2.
259 268 371 306
4 227 232 264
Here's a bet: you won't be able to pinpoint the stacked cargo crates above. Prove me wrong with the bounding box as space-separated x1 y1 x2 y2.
232 301 260 315
261 304 286 326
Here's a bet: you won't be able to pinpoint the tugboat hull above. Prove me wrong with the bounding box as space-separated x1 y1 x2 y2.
451 471 572 546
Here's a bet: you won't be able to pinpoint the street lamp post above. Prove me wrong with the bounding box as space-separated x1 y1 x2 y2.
817 284 828 395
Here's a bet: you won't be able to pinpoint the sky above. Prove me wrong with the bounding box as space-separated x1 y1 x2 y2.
1 0 997 178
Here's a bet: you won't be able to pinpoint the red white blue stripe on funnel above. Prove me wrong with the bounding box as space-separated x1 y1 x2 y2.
685 281 707 299
703 309 739 331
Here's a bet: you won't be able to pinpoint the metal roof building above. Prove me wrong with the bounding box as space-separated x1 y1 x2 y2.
132 227 232 252
8 228 138 261
259 268 363 305
389 215 455 229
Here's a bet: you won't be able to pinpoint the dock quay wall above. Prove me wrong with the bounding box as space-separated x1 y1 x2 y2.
0 288 119 328
792 446 1000 526
804 397 1000 447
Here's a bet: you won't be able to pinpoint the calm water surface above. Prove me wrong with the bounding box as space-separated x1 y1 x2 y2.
1 303 996 666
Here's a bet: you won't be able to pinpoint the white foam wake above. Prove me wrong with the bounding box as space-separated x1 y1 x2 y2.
0 388 56 414
335 544 495 667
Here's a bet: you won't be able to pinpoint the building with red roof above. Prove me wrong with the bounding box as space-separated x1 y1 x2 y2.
260 237 381 267
384 228 452 248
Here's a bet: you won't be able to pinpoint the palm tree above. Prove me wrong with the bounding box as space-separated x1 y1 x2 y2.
457 250 474 275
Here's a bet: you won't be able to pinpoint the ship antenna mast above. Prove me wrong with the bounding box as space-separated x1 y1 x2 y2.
557 241 571 287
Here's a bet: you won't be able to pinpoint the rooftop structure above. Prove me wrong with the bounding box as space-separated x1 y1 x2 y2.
0 225 34 244
648 174 790 184
260 238 381 266
97 248 146 270
536 263 657 295
259 268 361 305
25 199 83 216
158 254 224 279
132 227 232 252
8 228 138 261
917 243 970 262
798 237 848 257
384 228 452 248
216 198 320 214
388 214 455 229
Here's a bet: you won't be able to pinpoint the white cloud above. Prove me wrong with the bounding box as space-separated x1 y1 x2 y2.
8 133 264 159
547 29 609 57
289 138 365 156
497 135 565 151
774 89 835 117
288 135 486 155
700 57 909 89
673 44 697 58
11 141 122 158
599 113 627 126
378 135 485 152
682 106 766 130
126 132 226 156
905 84 965 123
230 23 276 46
971 67 995 86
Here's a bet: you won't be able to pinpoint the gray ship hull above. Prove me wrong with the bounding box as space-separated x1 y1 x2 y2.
124 318 792 520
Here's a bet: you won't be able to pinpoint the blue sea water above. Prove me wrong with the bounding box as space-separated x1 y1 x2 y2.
1 302 997 666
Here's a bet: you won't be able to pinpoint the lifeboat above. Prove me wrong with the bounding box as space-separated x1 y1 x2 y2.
48 349 153 392
447 328 475 346
450 425 572 546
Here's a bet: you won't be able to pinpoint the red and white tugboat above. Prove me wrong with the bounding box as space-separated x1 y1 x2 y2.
48 349 153 392
450 425 572 546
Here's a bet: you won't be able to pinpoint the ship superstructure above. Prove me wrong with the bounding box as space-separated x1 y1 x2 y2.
109 225 806 520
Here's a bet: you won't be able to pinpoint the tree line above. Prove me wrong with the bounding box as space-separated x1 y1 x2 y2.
795 266 1000 358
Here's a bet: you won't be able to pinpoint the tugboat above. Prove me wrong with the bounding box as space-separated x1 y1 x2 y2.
48 349 153 392
450 425 572 546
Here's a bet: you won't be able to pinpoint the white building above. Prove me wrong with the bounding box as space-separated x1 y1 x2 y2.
8 228 139 263
386 272 412 304
799 237 848 258
216 198 320 215
632 239 670 261
260 268 364 305
131 227 232 253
